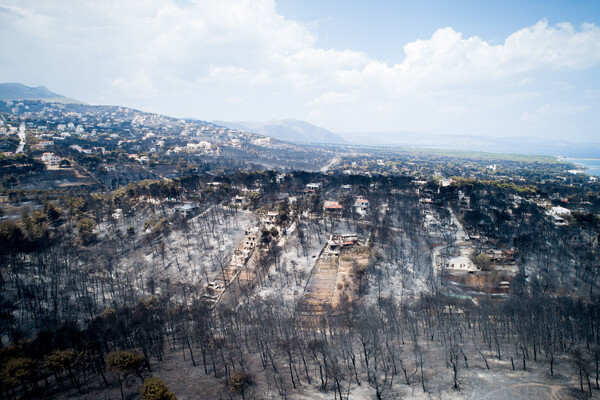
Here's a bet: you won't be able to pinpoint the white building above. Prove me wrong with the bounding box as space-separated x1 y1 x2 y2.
439 178 455 187
41 152 60 166
243 227 260 249
354 196 370 213
550 206 571 217
445 256 479 272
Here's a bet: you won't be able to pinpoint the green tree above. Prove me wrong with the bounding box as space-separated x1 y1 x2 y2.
44 202 62 225
67 196 86 218
140 377 177 400
44 349 80 390
77 217 96 245
106 350 147 400
472 253 491 269
2 357 37 395
22 210 49 241
0 221 24 254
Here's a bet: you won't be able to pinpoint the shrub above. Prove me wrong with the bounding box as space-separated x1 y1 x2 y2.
140 377 177 400
229 370 252 393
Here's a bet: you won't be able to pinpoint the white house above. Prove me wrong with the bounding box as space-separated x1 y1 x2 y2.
439 178 455 187
354 196 370 213
445 256 478 272
175 203 199 218
243 227 260 249
550 206 571 217
41 152 60 166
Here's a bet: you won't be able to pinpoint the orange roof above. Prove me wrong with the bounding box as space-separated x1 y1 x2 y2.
324 201 343 209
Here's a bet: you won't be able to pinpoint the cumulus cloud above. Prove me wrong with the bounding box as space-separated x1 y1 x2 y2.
337 20 600 95
0 1 598 137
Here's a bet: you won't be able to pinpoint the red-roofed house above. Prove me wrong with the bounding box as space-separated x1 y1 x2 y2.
324 201 343 211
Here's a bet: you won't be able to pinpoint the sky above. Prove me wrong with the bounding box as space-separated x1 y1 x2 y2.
0 0 599 142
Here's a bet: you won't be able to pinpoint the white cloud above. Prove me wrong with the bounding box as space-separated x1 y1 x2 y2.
336 20 600 95
0 1 598 138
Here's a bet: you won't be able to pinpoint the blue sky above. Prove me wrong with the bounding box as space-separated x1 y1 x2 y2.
278 1 600 61
0 0 599 142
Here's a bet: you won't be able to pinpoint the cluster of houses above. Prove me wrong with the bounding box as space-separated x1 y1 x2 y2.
322 195 370 215
1 99 298 177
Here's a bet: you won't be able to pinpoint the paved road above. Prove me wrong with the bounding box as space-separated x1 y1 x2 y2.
320 156 340 172
16 123 26 153
431 207 466 287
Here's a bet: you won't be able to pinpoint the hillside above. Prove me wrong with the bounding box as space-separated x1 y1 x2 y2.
0 96 599 400
0 82 65 100
213 118 347 144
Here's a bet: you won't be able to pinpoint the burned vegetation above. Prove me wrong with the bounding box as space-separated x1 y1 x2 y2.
1 102 600 399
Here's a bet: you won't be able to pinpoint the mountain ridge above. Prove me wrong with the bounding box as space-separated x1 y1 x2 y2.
0 82 65 100
212 119 347 144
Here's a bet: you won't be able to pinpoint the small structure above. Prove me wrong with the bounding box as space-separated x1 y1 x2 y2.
550 206 571 217
41 152 60 166
232 195 249 207
262 211 279 226
34 140 54 150
439 178 455 187
484 249 516 265
354 196 370 213
175 203 199 218
327 234 359 250
445 256 479 272
243 227 260 249
230 248 252 266
322 250 340 262
324 201 343 212
112 208 123 219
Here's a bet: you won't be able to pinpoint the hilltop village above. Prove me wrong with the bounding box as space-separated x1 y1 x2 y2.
1 100 600 399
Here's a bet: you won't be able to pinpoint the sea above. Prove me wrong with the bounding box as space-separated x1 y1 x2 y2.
563 158 600 177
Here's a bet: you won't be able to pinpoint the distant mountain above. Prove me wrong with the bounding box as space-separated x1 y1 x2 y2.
213 119 347 144
342 131 600 158
0 83 66 100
